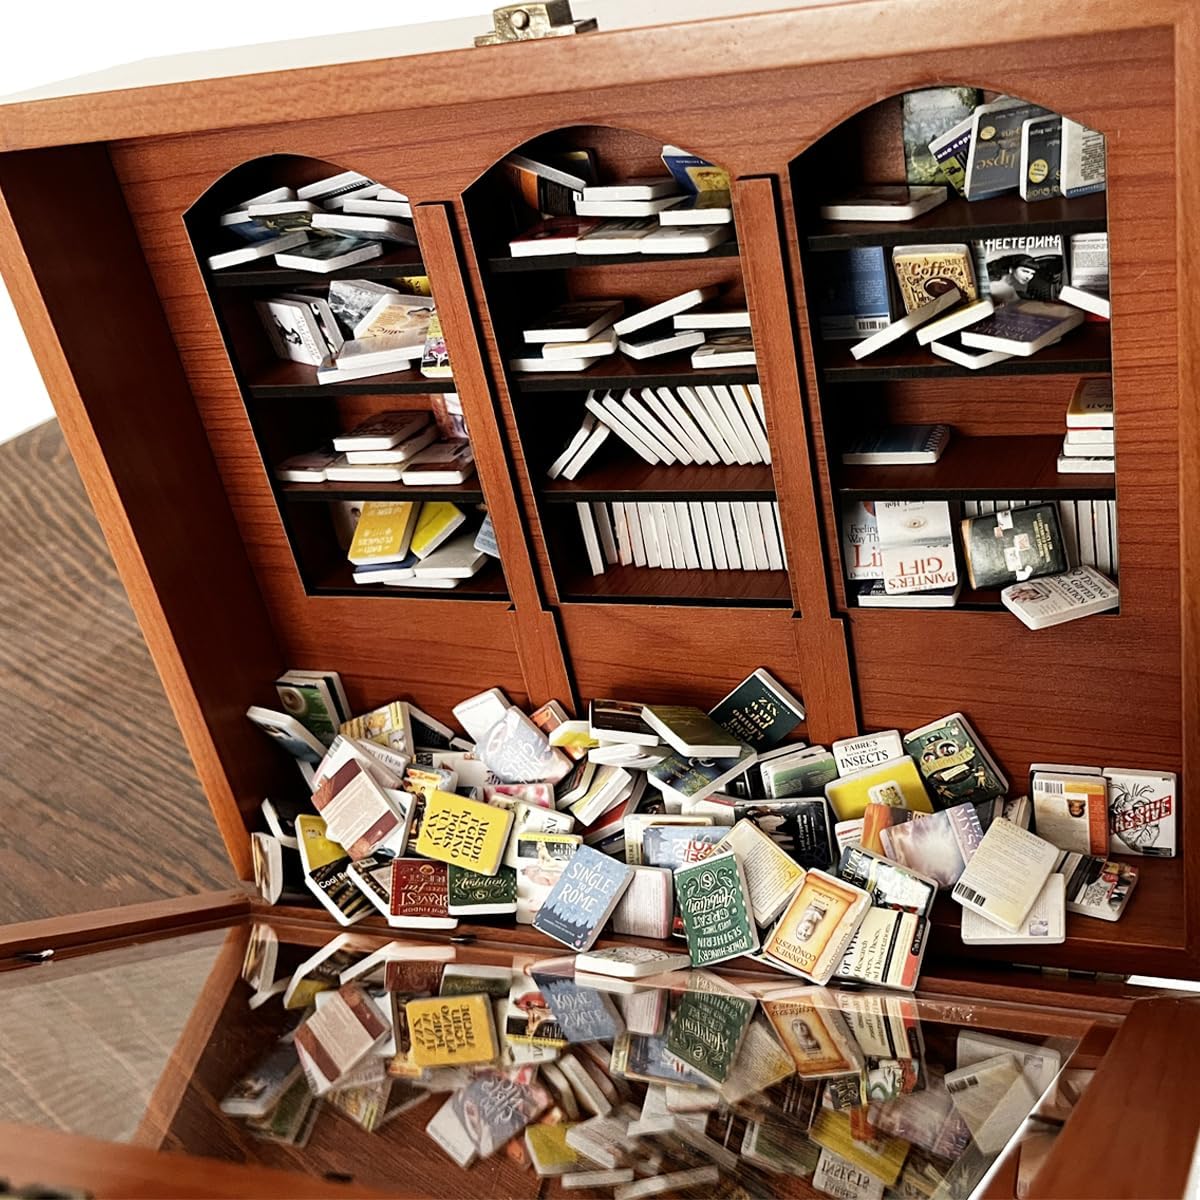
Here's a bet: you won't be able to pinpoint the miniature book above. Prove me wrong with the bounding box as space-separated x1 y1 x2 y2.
414 790 514 875
903 712 1008 807
1031 769 1109 854
707 667 806 749
825 755 933 822
294 983 390 1095
761 869 871 984
532 845 633 950
713 818 806 926
1105 767 1176 857
878 801 983 888
674 851 760 966
406 994 498 1067
1058 853 1139 920
961 874 1066 944
388 858 456 929
950 818 1060 932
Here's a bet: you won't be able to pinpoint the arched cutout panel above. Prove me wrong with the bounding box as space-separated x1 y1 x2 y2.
184 153 508 604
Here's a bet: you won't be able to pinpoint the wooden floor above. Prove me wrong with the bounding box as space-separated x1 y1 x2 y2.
0 420 231 922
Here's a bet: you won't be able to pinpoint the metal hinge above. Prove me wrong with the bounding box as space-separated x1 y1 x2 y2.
475 2 598 45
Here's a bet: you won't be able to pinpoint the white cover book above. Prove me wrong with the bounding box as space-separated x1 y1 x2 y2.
311 213 417 244
950 818 1060 932
584 393 660 465
740 501 771 570
730 502 760 570
1076 500 1097 566
327 457 404 482
207 230 310 270
620 390 693 462
1001 565 1119 629
582 177 680 200
576 218 657 254
652 502 678 569
576 195 684 217
412 533 487 579
638 224 734 254
689 502 714 570
731 385 772 463
1060 119 1107 197
577 502 605 576
961 302 1083 356
642 388 711 464
593 502 620 566
694 386 751 464
1109 500 1119 573
618 328 704 360
661 503 686 568
850 287 962 360
1056 500 1080 567
562 423 613 481
915 298 996 345
818 184 947 221
524 300 625 342
542 329 619 359
676 387 736 464
675 503 701 569
711 386 762 463
704 502 729 570
929 337 1015 370
1058 285 1110 320
611 502 633 566
547 414 597 479
1094 508 1112 575
509 354 591 372
714 503 742 569
612 286 719 336
625 503 647 567
638 503 662 568
650 388 716 463
758 502 785 570
606 392 677 464
1057 454 1114 474
342 196 413 218
772 504 788 568
1065 428 1115 446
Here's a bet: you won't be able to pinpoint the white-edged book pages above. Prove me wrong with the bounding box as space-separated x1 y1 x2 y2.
850 287 962 360
1001 565 1119 629
612 287 719 336
583 393 660 465
561 422 613 481
915 298 996 345
577 502 605 576
689 502 714 570
620 390 693 462
677 387 736 464
704 502 729 569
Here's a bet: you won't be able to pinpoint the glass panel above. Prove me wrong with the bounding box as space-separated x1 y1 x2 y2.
0 918 1114 1198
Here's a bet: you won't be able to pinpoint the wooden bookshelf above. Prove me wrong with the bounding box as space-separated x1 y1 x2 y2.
206 246 425 287
820 323 1112 382
488 240 740 272
805 191 1108 251
557 562 791 606
512 355 758 392
278 477 483 504
244 359 455 397
310 559 508 600
837 434 1115 500
541 461 775 501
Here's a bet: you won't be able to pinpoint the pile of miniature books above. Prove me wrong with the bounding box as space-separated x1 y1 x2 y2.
249 666 1174 985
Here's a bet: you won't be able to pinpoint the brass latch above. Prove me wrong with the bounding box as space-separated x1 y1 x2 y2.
475 2 598 45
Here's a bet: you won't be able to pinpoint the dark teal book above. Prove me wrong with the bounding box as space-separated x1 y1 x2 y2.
531 845 632 950
708 668 805 751
665 987 757 1083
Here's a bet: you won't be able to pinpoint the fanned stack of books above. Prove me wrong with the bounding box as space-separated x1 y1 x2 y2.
1058 377 1114 474
208 170 416 273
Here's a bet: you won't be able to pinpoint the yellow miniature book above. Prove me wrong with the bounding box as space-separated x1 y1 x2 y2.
340 699 412 753
406 994 498 1067
762 869 871 985
410 500 466 559
415 790 514 876
809 1109 910 1187
825 755 933 821
347 500 418 565
296 814 346 869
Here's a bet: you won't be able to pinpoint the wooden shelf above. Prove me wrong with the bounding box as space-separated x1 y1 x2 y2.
542 461 775 502
488 240 740 273
559 562 791 607
206 246 426 287
805 190 1107 251
279 476 483 504
820 322 1111 382
309 559 508 600
513 352 757 393
246 359 456 397
838 434 1116 500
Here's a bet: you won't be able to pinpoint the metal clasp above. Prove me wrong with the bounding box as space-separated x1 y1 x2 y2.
475 2 598 45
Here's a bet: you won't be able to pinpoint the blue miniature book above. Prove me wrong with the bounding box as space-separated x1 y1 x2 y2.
532 973 626 1043
531 845 633 950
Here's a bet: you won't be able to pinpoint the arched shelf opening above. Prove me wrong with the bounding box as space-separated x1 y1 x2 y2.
464 125 790 610
185 154 505 601
787 87 1113 615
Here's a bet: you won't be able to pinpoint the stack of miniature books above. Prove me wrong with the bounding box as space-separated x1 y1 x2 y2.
248 667 1173 984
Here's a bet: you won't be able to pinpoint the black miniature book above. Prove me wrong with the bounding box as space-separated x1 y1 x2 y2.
960 503 1068 589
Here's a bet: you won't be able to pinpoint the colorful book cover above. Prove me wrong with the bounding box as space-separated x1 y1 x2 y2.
815 246 893 340
825 755 932 822
903 713 1008 806
420 312 452 378
389 858 451 922
641 824 726 869
1105 768 1177 857
347 501 417 565
665 987 757 1084
649 743 756 805
734 798 836 870
763 870 870 983
531 844 633 950
450 1069 550 1159
505 979 568 1047
531 973 625 1043
414 790 514 876
674 851 759 966
410 501 466 559
406 994 498 1067
902 86 981 184
837 845 937 915
966 101 1053 200
1022 114 1063 200
477 706 571 785
340 699 412 752
1032 773 1109 854
879 802 983 888
446 864 517 914
761 995 863 1078
891 244 977 313
708 668 806 750
1060 854 1139 920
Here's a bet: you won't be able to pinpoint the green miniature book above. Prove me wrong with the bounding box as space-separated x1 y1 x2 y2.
446 864 517 915
666 986 756 1083
673 850 759 967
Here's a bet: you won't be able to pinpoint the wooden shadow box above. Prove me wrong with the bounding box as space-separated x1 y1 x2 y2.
1 2 1199 1194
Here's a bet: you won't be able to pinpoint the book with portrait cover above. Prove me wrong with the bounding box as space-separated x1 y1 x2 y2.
762 869 871 984
762 992 864 1078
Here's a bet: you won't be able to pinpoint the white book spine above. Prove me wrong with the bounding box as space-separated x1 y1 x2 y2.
704 502 729 570
620 390 692 463
730 502 759 570
626 502 647 567
749 385 772 466
1094 500 1112 574
638 503 662 567
1109 500 1119 575
651 502 676 568
657 387 718 464
732 384 772 464
711 385 761 464
546 415 594 479
611 502 634 566
758 501 785 570
675 503 701 569
741 501 771 570
689 502 714 571
1057 500 1080 567
773 504 788 568
715 503 742 569
606 393 676 464
642 388 707 464
697 386 752 465
1076 499 1097 566
561 423 612 481
585 393 660 465
593 502 619 566
661 502 686 568
677 386 736 464
577 502 605 576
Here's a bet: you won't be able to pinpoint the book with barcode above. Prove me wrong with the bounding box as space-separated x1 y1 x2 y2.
1031 769 1108 854
841 424 950 465
950 818 1059 932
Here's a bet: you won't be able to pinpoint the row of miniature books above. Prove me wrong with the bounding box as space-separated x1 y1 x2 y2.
234 928 1077 1200
841 497 1120 627
275 409 474 487
549 385 770 481
504 143 734 259
831 95 1105 212
345 500 499 588
257 284 451 383
577 500 785 576
246 676 1171 1016
208 170 416 272
511 291 754 374
1056 376 1115 473
819 230 1109 356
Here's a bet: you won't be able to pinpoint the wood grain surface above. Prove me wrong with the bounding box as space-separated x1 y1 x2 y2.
0 421 231 921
